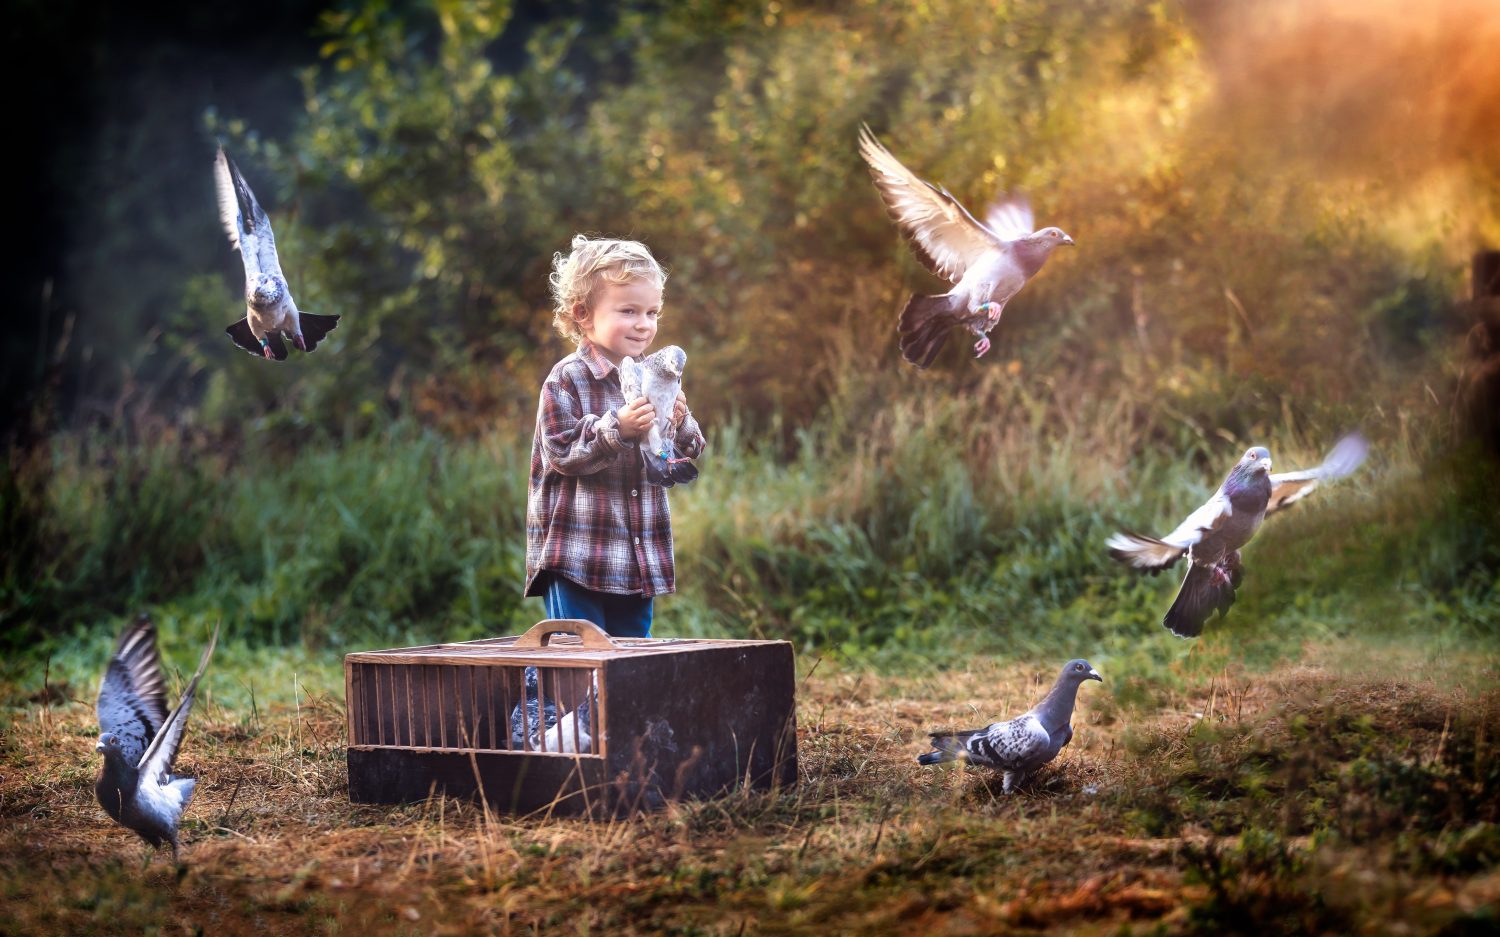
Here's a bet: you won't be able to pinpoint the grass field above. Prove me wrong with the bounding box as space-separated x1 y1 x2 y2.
3 376 1497 935
3 636 1497 935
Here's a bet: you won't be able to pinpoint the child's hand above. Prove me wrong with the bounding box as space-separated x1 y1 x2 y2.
617 396 656 441
671 392 689 430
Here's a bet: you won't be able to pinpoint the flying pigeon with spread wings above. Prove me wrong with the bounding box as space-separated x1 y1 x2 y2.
1106 433 1370 637
620 345 698 487
94 614 220 861
919 659 1102 793
215 146 339 360
858 124 1074 368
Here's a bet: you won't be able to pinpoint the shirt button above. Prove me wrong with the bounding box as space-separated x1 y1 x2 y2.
631 489 638 497
633 536 640 545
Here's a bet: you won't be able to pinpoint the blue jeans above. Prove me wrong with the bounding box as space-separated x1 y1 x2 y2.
543 573 654 638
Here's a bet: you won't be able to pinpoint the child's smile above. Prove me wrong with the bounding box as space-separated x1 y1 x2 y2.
579 279 662 365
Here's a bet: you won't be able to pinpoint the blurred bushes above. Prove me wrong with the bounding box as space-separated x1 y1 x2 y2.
1 423 535 649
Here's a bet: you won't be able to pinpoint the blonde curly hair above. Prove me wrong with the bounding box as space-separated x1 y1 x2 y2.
548 235 668 343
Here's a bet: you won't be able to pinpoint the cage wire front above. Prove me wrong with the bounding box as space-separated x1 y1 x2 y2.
348 660 603 756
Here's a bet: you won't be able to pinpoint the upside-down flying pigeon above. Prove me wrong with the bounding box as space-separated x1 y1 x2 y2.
215 146 339 360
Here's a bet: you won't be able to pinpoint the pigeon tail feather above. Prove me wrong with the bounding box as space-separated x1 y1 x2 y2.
898 294 957 368
1163 562 1236 638
298 313 340 353
1106 530 1185 572
642 442 698 487
917 731 977 765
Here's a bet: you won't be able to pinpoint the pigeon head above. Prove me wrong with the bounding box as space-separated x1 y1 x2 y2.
1238 446 1272 476
1032 226 1075 248
1059 658 1103 684
1013 228 1075 276
95 731 129 763
247 273 286 309
646 345 687 379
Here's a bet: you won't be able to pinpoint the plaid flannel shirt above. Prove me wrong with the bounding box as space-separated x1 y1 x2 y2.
524 340 706 598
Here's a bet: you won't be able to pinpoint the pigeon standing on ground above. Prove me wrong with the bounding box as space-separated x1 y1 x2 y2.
620 345 698 487
214 146 339 360
94 615 220 861
918 659 1102 793
1106 433 1370 637
857 124 1074 368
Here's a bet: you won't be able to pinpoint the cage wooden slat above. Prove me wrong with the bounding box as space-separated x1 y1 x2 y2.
403 667 414 748
345 662 357 746
486 666 498 751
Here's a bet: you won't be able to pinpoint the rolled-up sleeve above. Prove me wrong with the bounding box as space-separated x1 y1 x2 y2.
538 375 630 476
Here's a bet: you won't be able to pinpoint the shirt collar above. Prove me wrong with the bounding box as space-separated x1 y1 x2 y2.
577 339 618 380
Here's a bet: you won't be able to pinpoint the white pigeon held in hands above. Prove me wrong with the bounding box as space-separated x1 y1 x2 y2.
94 614 220 861
858 124 1074 368
919 659 1102 793
214 146 339 360
620 345 698 487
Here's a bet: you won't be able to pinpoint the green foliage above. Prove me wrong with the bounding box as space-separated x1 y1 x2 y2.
2 423 535 652
34 0 1468 439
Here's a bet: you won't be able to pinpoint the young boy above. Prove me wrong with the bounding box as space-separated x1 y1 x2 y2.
524 235 705 637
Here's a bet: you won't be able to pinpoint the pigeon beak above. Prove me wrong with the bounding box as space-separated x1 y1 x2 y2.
95 740 106 753
1087 669 1103 682
1062 234 1075 246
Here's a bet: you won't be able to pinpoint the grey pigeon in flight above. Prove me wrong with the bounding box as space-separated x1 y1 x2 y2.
858 124 1074 368
214 146 339 360
1106 433 1370 637
95 615 220 861
919 659 1102 793
620 345 698 487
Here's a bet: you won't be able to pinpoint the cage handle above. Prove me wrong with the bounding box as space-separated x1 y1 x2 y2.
514 618 618 649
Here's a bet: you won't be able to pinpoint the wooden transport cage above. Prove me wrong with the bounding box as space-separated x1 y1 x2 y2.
345 619 797 815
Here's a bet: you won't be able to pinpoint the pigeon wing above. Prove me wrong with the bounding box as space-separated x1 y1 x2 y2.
967 714 1051 770
97 615 169 767
1107 489 1233 572
983 194 1035 241
858 124 1002 285
619 356 643 402
1266 432 1369 516
214 147 285 282
136 622 219 778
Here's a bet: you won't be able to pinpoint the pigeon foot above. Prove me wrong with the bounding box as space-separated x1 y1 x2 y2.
293 333 307 352
974 336 991 358
260 343 275 360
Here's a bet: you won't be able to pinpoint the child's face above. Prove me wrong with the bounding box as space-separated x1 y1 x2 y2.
577 277 662 365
